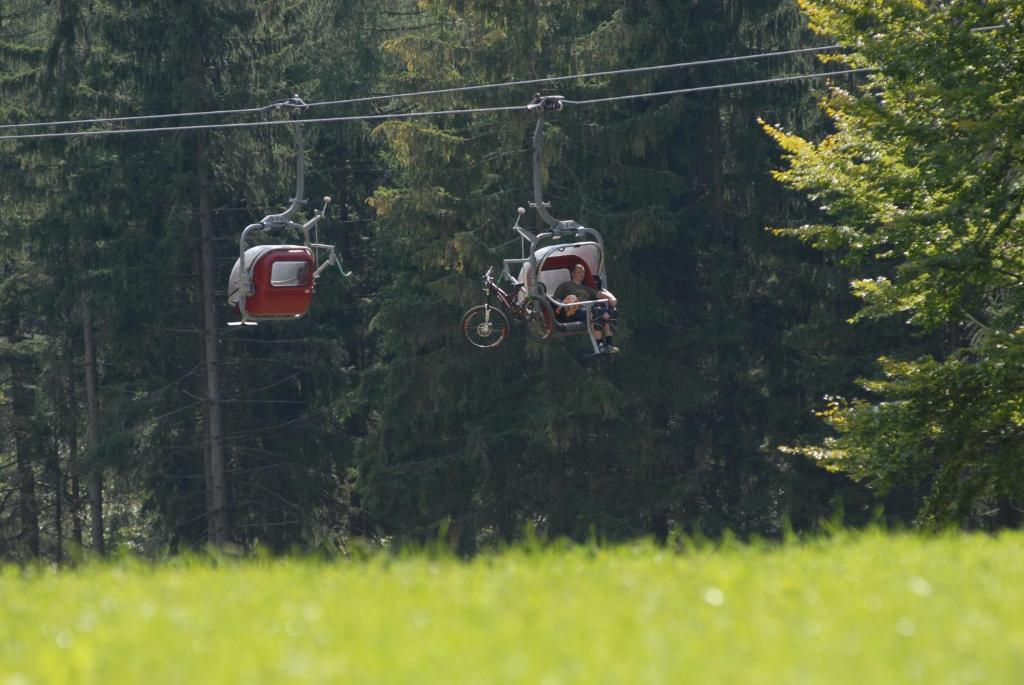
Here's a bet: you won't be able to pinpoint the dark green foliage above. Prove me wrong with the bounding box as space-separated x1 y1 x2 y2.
357 0 881 548
3 0 960 560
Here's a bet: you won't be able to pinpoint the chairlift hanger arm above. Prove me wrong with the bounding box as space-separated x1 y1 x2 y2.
260 97 310 229
529 95 564 230
527 95 588 241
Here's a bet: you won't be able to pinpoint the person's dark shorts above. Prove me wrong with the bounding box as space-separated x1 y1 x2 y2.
571 307 589 323
557 306 588 324
556 301 618 329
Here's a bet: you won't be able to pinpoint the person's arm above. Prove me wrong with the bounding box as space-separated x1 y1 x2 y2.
552 282 569 314
586 285 616 307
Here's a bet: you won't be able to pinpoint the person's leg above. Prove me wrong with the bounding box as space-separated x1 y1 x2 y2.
567 308 598 344
589 306 605 345
601 308 618 352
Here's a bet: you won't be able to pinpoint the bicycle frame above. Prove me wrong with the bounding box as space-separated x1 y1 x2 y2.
480 271 533 320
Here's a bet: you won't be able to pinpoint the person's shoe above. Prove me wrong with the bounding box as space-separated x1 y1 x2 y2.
603 344 620 354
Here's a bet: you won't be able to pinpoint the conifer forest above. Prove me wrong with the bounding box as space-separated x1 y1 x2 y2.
2 0 1022 561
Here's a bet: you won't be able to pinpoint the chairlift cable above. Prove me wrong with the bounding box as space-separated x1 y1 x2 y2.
0 103 530 141
0 69 867 142
0 23 1006 135
0 103 279 131
563 68 870 106
0 44 844 132
308 44 844 109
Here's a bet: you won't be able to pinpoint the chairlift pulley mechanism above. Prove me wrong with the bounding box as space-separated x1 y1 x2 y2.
527 94 565 113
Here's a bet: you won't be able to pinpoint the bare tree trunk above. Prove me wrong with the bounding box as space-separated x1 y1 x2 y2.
706 92 726 237
10 358 40 559
197 328 215 543
4 300 40 559
82 293 104 555
48 440 63 564
63 350 83 549
197 132 229 546
68 409 83 549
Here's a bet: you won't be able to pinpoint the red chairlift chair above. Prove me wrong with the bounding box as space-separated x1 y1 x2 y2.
227 245 316 319
226 97 349 326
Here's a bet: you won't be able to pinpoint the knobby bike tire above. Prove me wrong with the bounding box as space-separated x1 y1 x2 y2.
523 296 554 341
461 305 510 349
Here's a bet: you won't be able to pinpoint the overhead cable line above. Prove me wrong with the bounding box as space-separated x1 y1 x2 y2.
0 24 1005 134
308 44 844 108
0 103 278 132
0 44 843 133
0 103 523 141
0 68 867 142
564 68 870 106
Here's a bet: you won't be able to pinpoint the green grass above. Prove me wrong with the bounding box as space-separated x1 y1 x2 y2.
2 530 1023 684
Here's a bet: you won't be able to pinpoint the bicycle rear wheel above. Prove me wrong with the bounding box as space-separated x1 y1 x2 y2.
461 305 510 348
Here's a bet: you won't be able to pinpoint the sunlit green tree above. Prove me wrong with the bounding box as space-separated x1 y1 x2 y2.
766 0 1024 527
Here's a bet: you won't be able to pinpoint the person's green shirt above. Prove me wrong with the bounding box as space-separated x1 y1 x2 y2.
553 281 600 302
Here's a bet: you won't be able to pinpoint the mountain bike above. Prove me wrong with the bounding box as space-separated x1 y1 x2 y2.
461 267 553 348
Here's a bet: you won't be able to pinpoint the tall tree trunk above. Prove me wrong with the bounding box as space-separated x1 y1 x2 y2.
4 299 41 559
48 439 63 564
68 407 83 549
63 347 83 549
706 92 726 237
82 293 104 554
198 330 215 543
10 355 40 559
197 132 229 546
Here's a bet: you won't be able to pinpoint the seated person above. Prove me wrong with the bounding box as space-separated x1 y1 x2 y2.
553 264 619 353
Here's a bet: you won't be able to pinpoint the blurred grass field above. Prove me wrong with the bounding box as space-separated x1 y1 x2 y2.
2 529 1023 684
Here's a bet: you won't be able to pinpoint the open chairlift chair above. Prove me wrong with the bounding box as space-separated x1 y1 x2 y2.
487 95 615 358
227 97 350 326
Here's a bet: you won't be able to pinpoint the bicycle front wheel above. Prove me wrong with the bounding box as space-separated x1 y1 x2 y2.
461 305 510 349
523 296 553 341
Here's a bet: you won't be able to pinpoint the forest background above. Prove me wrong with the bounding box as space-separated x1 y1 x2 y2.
1 0 1020 561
